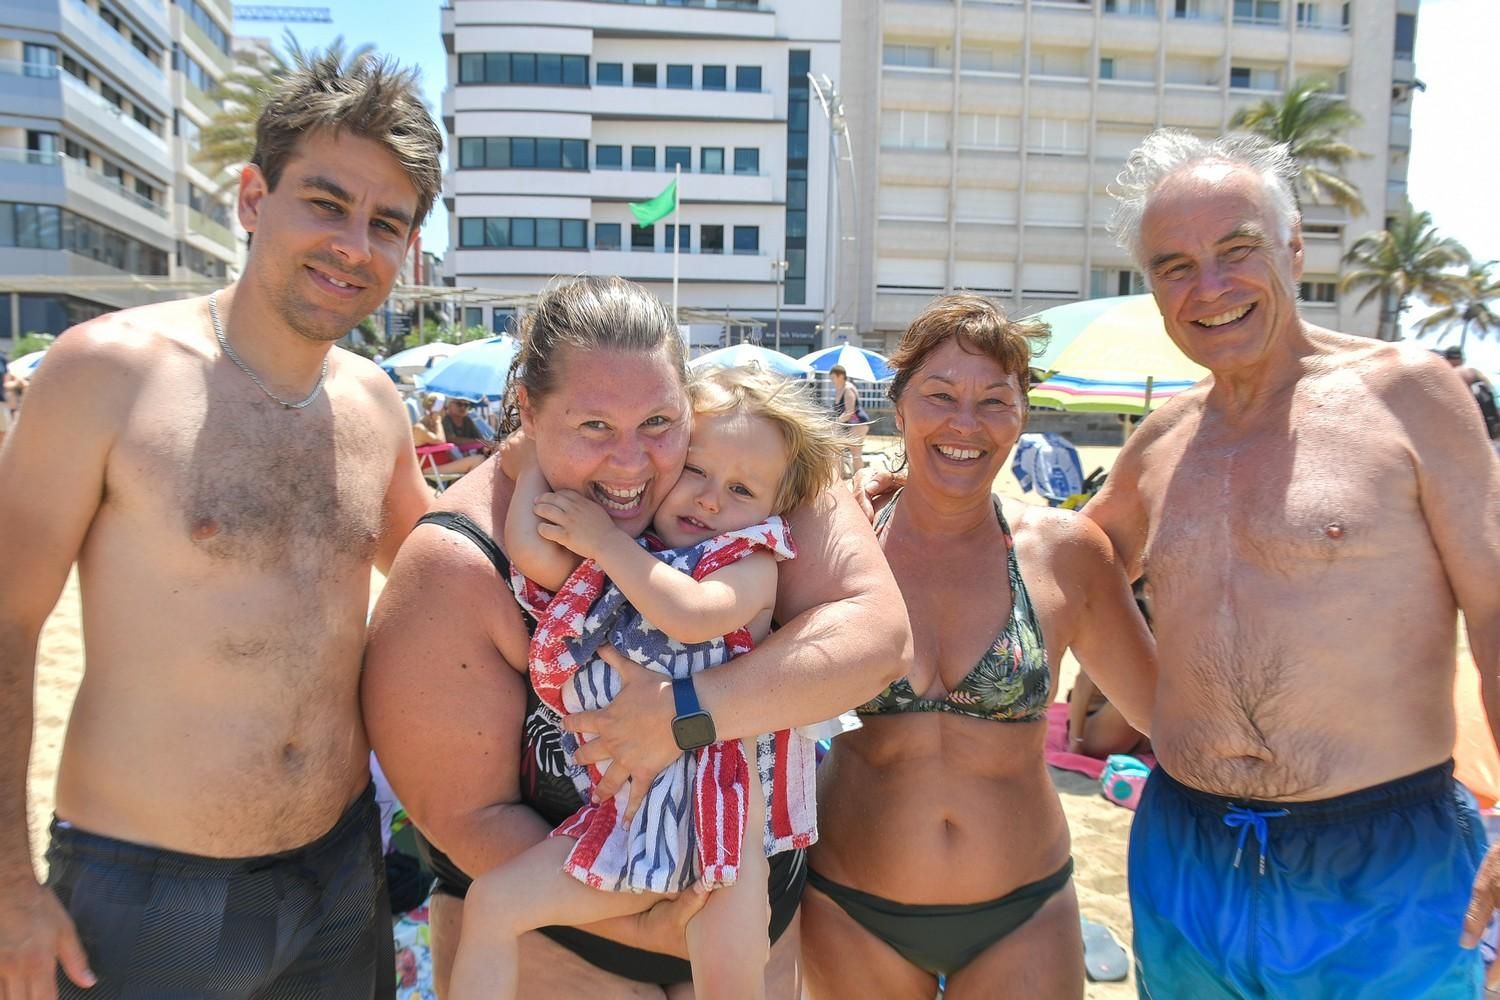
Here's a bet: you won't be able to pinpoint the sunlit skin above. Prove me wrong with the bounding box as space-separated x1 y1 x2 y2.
894 338 1026 518
519 346 692 541
232 129 419 395
651 409 788 549
1140 164 1305 393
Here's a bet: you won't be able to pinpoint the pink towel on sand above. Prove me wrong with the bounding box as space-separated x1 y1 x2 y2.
1043 702 1155 780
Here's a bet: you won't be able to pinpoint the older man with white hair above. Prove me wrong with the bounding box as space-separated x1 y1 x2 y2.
1084 129 1500 998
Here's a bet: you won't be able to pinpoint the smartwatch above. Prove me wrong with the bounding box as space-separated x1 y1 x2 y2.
671 676 717 751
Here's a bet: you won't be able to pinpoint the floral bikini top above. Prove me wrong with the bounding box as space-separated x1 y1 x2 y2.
857 491 1052 723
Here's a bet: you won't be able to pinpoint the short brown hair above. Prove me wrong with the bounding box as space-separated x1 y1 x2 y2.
252 53 443 228
888 293 1049 405
690 367 841 514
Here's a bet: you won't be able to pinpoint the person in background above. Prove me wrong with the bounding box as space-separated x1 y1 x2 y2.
830 364 870 479
442 397 494 455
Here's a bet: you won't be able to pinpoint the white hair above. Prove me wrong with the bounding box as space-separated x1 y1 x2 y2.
1108 129 1302 270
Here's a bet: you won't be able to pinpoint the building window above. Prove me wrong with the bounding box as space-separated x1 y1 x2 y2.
464 307 484 328
595 223 622 250
1295 2 1319 27
458 217 588 249
700 147 724 174
1300 281 1337 303
633 63 657 87
664 146 691 171
22 43 58 77
702 65 726 91
665 224 690 251
632 145 656 170
597 145 623 170
733 148 759 175
631 224 654 250
1233 0 1281 23
597 62 623 86
735 66 762 92
492 309 516 334
883 45 936 68
1090 268 1147 298
0 201 167 274
783 49 810 305
700 225 724 254
1394 13 1416 59
458 52 589 86
1174 0 1201 17
666 64 693 89
26 131 59 164
1104 0 1156 12
183 0 230 54
732 226 759 255
1099 57 1115 79
1229 66 1278 90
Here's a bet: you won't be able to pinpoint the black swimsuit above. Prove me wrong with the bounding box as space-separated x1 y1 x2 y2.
408 511 806 985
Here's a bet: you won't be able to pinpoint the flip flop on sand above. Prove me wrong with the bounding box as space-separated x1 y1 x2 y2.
1081 918 1129 982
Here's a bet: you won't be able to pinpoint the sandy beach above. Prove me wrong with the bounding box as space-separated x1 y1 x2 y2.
27 442 1138 997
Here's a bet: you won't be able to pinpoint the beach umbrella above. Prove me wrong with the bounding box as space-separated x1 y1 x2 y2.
801 344 895 382
7 350 46 378
418 335 521 403
689 344 813 379
1027 295 1207 414
381 341 458 378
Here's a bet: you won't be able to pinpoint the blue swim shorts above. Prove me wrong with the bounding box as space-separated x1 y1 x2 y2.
1129 760 1486 1000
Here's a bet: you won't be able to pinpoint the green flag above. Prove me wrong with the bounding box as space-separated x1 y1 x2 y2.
629 179 677 227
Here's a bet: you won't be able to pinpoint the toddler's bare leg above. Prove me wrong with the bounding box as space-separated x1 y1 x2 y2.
685 738 770 1000
449 836 663 1000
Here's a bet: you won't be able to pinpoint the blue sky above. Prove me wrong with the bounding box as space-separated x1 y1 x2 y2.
240 0 1498 365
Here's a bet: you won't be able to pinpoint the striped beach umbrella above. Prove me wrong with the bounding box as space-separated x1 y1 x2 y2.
801 344 895 382
1027 295 1207 414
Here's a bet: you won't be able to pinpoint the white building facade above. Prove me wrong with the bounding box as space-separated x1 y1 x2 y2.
0 0 237 338
440 0 842 354
841 0 1421 347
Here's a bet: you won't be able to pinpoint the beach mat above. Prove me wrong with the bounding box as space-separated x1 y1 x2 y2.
1044 702 1155 780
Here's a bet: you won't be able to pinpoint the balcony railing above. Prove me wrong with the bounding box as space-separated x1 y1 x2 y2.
65 0 165 78
184 79 221 119
0 148 170 218
0 58 60 79
60 71 169 151
182 14 233 76
188 206 235 247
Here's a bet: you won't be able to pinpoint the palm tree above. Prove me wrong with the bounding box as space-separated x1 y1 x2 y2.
1340 207 1471 341
1415 259 1500 351
194 31 377 184
1230 75 1366 214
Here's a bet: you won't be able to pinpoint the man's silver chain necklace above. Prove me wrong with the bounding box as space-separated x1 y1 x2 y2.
208 291 328 410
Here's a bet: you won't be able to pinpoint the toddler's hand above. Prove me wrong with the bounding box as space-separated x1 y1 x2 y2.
534 489 621 560
496 429 534 481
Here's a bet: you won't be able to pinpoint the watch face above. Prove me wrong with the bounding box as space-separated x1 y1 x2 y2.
672 711 717 750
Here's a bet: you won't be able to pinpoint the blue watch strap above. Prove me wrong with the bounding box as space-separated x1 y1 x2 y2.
672 676 701 717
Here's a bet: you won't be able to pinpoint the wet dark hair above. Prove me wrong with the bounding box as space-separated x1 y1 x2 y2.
500 276 687 433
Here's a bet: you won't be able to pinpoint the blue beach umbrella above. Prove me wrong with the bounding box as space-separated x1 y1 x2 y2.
381 341 459 378
418 336 522 403
690 343 813 378
801 344 895 382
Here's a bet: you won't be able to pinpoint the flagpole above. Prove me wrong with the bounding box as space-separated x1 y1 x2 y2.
672 163 681 327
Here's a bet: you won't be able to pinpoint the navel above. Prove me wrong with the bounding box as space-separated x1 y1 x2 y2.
1324 522 1344 540
191 517 222 541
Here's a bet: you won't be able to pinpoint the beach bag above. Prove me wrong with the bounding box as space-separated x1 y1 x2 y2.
1100 754 1150 811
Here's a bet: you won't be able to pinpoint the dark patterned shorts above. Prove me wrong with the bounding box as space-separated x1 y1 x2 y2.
46 784 394 999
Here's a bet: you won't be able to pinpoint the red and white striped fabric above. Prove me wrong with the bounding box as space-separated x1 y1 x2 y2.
512 517 818 893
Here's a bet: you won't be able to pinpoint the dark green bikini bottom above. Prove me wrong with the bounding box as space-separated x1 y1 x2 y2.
807 857 1074 976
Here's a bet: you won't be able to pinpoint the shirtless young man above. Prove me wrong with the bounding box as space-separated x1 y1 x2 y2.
1085 130 1500 997
0 56 439 998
